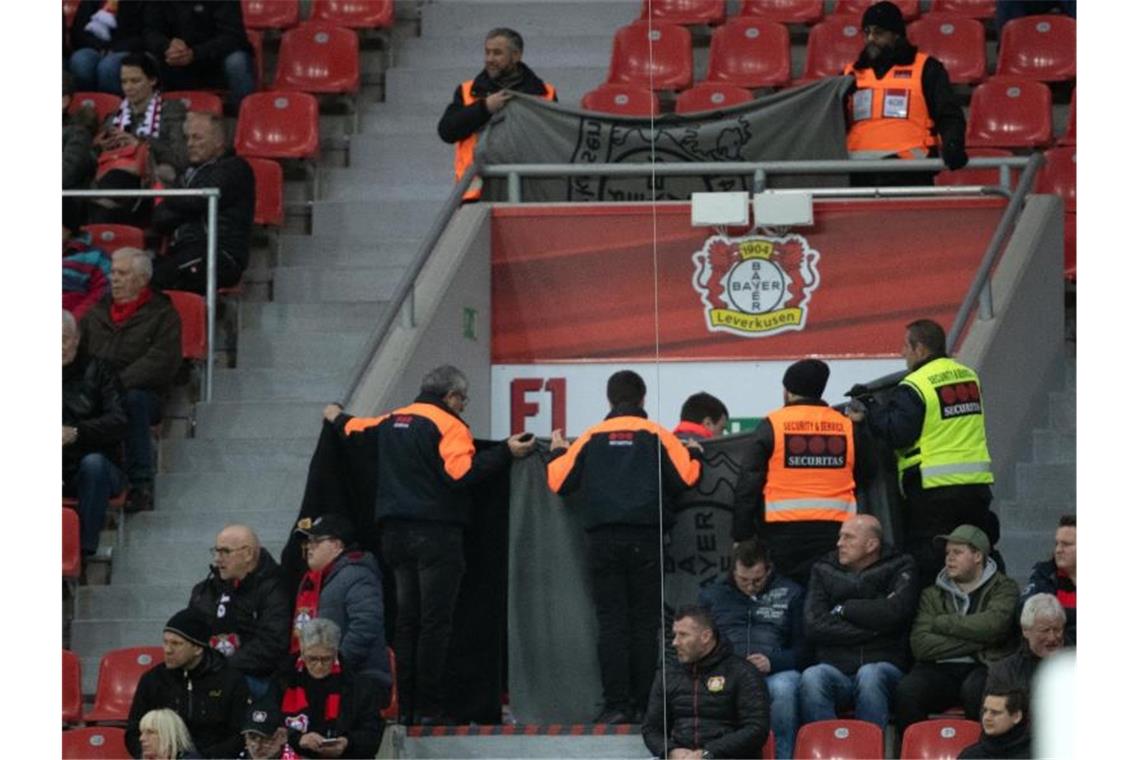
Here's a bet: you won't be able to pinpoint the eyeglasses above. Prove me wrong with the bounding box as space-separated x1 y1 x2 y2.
210 545 249 557
302 653 337 666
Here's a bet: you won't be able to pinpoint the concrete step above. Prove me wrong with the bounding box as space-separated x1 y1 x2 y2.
276 235 422 268
211 367 351 403
124 509 293 543
345 136 455 182
194 400 325 440
396 35 614 69
386 65 608 107
154 470 310 512
1014 461 1076 502
323 179 453 202
76 584 189 623
311 199 442 239
239 301 384 334
357 104 445 136
272 265 407 303
72 618 178 661
396 730 647 759
236 329 371 368
161 436 321 472
420 1 640 39
1048 391 1075 430
995 527 1049 588
111 539 289 586
1031 429 1076 465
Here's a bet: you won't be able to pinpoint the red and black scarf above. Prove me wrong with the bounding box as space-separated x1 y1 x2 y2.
110 287 152 325
282 659 343 735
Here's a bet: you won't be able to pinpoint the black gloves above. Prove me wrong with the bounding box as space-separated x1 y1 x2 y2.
941 142 968 171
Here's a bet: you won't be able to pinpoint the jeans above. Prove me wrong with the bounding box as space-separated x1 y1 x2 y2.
124 389 162 485
894 662 988 731
380 520 466 721
766 669 801 760
68 49 129 94
587 525 663 716
160 50 256 109
798 661 903 730
66 453 127 555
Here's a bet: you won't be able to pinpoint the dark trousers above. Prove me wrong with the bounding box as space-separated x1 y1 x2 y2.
380 520 466 721
894 661 988 731
124 388 162 485
904 483 993 587
152 241 243 294
587 525 663 716
64 453 126 555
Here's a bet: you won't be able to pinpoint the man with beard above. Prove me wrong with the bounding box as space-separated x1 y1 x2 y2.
437 28 556 200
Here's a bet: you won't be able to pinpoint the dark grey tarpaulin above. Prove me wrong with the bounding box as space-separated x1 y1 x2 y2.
477 76 852 202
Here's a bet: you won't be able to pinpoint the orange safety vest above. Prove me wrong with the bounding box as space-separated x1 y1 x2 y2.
454 79 556 200
843 52 935 160
763 405 857 523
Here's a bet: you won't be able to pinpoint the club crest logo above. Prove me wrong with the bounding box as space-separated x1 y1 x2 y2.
707 676 726 692
692 233 821 338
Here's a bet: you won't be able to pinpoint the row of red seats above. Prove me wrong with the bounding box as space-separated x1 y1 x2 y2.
62 0 394 33
639 0 1000 26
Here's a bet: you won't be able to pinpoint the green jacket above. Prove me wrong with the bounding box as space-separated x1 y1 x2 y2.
910 559 1019 665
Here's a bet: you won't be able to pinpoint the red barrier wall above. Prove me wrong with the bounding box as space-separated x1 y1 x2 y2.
491 200 1006 363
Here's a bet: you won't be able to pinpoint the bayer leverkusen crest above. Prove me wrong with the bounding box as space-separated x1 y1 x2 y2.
692 233 821 338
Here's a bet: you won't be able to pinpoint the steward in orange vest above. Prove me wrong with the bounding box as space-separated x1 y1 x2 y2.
733 359 870 588
436 28 557 201
843 1 967 182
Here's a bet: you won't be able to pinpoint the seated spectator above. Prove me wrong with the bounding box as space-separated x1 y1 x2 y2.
958 687 1032 759
150 111 254 293
63 309 127 557
642 606 769 760
67 0 145 94
1021 514 1076 645
995 0 1075 30
63 225 112 320
81 247 182 513
189 524 293 699
799 514 919 732
699 538 806 759
673 391 729 440
90 52 188 226
895 524 1020 730
277 618 384 759
126 609 250 758
986 593 1067 694
138 708 198 759
238 702 293 760
291 516 393 701
63 71 98 229
143 0 255 109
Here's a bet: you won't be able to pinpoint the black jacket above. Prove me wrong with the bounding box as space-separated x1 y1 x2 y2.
143 0 251 66
70 0 145 53
437 62 555 144
275 665 384 759
985 639 1041 694
81 291 183 392
1021 559 1076 645
958 721 1032 759
63 346 128 481
125 648 250 759
803 546 920 674
188 548 293 679
152 152 255 271
642 638 769 759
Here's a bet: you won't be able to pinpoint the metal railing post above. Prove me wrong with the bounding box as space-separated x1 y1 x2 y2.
753 167 767 192
508 172 522 203
205 195 218 402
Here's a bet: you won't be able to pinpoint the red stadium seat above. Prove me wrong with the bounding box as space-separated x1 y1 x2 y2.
929 0 995 19
1058 89 1075 145
69 91 121 123
608 21 693 92
165 291 208 361
739 0 822 24
793 719 883 759
248 29 265 90
1035 146 1075 212
235 91 320 159
580 83 662 117
276 23 361 94
640 0 726 26
707 17 791 89
311 0 395 28
800 15 864 81
381 647 400 720
934 148 1020 188
907 14 987 85
676 82 754 114
900 719 981 760
966 77 1053 149
63 508 81 581
762 730 776 759
84 647 164 724
996 14 1076 82
82 224 146 253
241 0 300 30
163 90 224 116
835 0 919 21
246 157 285 227
62 727 130 760
63 649 83 725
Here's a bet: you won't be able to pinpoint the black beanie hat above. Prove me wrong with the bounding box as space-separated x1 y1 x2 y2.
164 608 211 648
862 1 906 35
783 359 830 399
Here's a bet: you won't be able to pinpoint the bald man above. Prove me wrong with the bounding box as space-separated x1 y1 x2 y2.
798 515 920 731
189 524 293 697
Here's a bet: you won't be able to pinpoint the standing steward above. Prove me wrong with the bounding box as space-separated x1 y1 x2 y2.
847 318 995 585
734 359 869 587
437 28 556 201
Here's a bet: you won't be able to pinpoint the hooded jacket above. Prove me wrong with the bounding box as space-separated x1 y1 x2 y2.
803 546 920 674
125 647 250 758
82 290 183 392
699 572 808 674
910 557 1020 665
642 637 769 759
189 548 293 678
312 550 392 691
63 345 128 481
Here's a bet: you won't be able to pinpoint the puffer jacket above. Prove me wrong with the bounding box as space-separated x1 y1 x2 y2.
188 548 293 678
803 546 920 674
699 572 808 673
81 291 183 391
910 558 1020 665
315 551 392 691
63 345 127 480
642 637 769 759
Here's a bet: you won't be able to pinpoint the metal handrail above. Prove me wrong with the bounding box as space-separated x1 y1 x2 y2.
63 187 221 402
